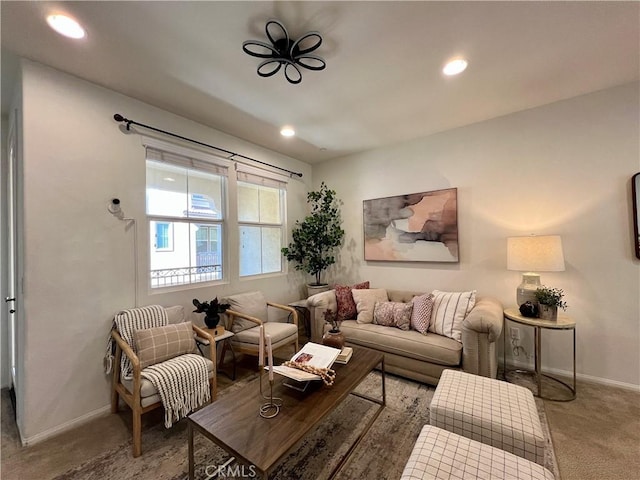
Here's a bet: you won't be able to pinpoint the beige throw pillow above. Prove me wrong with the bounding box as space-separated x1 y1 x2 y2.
352 288 389 324
134 321 196 369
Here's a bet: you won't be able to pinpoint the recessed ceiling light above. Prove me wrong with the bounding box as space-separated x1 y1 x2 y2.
443 58 468 76
280 126 295 137
46 14 86 39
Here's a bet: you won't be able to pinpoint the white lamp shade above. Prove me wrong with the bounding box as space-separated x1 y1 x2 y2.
507 235 565 272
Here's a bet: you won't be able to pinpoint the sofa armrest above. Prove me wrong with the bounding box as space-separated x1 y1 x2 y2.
306 290 338 341
462 296 503 343
307 289 337 309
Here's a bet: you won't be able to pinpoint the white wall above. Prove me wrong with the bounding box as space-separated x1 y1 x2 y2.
315 82 640 389
17 60 312 443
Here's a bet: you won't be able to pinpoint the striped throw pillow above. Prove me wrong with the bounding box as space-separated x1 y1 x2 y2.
429 290 476 342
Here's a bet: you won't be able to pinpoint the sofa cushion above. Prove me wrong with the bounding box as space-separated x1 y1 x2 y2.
232 322 297 346
411 293 434 334
223 291 268 333
165 305 185 325
134 321 196 369
352 289 389 324
430 290 476 342
373 301 412 330
340 320 462 366
334 281 370 320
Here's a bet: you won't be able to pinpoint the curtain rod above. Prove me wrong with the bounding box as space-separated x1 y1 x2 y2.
113 114 303 178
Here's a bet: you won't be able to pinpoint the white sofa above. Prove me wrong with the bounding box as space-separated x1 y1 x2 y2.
307 289 503 385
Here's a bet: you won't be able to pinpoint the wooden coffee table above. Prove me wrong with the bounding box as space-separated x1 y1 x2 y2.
187 346 385 480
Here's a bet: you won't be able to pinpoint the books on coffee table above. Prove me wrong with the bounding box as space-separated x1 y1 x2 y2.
271 342 341 382
334 346 353 364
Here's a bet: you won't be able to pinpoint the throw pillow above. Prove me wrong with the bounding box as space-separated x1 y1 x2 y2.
411 293 435 334
373 301 413 330
134 321 196 370
352 288 389 324
335 281 370 320
429 290 477 342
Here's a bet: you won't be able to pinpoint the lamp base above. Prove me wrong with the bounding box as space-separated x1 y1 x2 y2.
516 273 541 306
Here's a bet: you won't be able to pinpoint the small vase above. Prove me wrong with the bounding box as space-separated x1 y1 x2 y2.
204 314 220 329
322 330 345 350
538 304 558 321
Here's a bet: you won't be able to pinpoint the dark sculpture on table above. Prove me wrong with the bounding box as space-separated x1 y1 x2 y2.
519 301 539 318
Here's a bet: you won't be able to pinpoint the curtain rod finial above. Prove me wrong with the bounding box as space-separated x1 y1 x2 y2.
113 113 125 122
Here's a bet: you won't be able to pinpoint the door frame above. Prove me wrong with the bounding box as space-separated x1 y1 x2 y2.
2 108 24 436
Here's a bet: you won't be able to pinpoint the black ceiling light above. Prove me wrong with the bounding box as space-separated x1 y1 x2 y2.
242 19 326 85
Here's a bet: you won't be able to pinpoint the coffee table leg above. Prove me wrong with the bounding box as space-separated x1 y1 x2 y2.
188 421 194 480
381 356 386 406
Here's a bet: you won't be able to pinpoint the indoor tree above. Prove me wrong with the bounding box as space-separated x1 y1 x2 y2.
281 182 344 286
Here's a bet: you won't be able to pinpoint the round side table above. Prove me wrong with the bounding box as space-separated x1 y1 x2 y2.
503 308 576 401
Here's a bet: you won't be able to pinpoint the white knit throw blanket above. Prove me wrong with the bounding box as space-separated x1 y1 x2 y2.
142 353 211 428
104 305 167 380
103 305 210 427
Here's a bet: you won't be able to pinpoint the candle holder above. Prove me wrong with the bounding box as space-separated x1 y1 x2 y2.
259 369 281 418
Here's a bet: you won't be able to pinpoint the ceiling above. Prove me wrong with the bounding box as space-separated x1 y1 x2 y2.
1 1 638 164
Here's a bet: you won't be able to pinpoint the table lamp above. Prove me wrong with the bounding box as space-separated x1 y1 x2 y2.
507 235 565 306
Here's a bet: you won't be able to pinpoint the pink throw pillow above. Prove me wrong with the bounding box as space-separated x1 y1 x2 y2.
411 293 435 334
373 301 413 330
335 281 370 320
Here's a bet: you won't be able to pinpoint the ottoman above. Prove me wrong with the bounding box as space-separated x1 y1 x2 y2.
401 425 554 480
430 369 545 465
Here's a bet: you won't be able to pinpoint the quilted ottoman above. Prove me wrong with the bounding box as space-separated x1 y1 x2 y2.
401 425 554 480
430 369 545 465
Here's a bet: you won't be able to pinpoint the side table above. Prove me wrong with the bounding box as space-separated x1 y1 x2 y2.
288 299 311 340
196 327 236 380
503 308 576 401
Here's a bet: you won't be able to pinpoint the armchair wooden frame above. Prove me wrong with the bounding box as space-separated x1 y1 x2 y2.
110 323 216 457
224 302 299 358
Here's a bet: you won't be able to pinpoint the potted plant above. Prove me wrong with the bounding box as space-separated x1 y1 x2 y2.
321 309 345 349
281 182 345 297
192 297 230 331
534 286 567 321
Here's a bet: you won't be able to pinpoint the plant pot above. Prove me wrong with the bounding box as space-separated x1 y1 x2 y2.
306 284 330 298
538 304 558 321
322 330 345 350
204 314 220 329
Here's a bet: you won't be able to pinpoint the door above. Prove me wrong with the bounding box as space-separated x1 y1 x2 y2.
4 111 21 422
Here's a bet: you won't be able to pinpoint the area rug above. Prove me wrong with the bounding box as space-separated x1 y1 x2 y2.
53 372 559 480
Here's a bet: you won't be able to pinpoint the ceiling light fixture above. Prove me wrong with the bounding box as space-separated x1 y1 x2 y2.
46 14 86 39
443 58 468 76
243 19 326 85
280 127 296 137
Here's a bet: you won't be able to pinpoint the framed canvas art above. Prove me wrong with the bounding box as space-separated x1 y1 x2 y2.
363 188 458 262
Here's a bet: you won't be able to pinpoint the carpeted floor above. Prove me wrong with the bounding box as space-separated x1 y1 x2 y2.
18 371 556 480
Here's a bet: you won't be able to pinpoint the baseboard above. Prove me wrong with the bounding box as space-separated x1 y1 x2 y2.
501 359 640 393
21 404 112 446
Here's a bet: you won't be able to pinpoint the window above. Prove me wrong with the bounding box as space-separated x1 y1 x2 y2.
237 169 286 277
154 222 173 251
145 144 228 289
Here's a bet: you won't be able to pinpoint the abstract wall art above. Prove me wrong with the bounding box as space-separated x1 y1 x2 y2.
363 188 458 262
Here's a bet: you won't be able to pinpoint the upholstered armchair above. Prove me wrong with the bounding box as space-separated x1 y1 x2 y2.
109 305 216 457
222 291 299 359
